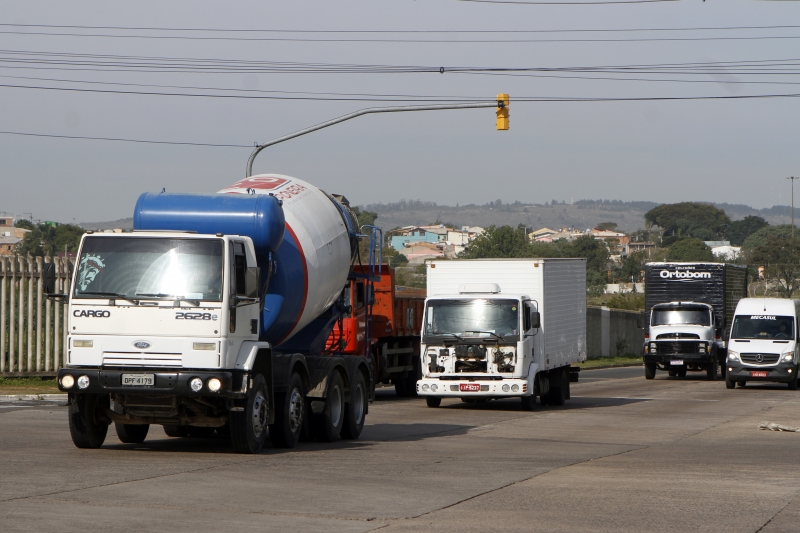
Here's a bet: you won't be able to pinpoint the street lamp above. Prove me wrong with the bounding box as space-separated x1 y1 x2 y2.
787 176 799 239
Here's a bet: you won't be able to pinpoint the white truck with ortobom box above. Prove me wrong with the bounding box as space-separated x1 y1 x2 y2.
416 259 586 409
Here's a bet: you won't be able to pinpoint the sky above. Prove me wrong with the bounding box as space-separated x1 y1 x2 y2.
2 0 800 223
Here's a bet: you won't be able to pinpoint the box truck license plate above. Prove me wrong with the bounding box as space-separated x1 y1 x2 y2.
750 371 768 378
459 383 481 392
122 374 154 386
670 360 683 366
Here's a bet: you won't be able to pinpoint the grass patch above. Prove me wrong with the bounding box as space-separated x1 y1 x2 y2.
0 376 61 394
576 355 643 369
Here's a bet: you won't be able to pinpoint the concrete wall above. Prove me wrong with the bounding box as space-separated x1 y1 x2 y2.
586 306 644 358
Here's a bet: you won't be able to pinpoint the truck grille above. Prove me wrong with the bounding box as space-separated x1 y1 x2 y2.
656 342 699 355
656 333 700 340
103 352 182 367
741 353 780 365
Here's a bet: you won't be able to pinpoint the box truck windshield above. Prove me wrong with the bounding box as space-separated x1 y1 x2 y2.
652 308 711 327
73 237 224 301
424 299 519 340
731 315 795 340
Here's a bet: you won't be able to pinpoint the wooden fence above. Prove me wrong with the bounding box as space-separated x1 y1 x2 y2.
0 256 74 376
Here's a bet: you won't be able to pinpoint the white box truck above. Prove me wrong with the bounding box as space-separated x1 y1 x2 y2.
416 259 587 410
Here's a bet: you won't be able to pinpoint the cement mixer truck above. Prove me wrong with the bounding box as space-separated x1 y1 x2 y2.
51 175 382 454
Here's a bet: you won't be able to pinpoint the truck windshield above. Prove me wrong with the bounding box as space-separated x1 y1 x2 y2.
731 315 795 340
651 308 710 326
73 237 224 301
424 299 519 340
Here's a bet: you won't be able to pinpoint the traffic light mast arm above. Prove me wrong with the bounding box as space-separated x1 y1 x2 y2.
246 100 505 177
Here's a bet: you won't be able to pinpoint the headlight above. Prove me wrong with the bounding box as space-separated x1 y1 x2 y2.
207 378 222 392
61 374 75 389
727 351 740 362
781 352 794 363
502 384 510 392
422 384 430 392
650 342 657 353
73 340 93 348
190 377 203 392
511 384 520 392
431 384 438 392
77 375 90 389
698 342 707 353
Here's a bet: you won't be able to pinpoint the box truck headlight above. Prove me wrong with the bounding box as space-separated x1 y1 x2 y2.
422 384 430 392
431 384 439 392
649 343 657 353
207 378 222 392
781 352 794 363
73 340 93 348
61 374 75 389
511 384 520 392
77 375 90 389
190 377 203 392
727 351 740 362
502 384 510 392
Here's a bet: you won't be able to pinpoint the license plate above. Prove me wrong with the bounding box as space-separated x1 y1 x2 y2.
750 371 768 378
670 360 684 366
460 383 481 392
122 374 154 386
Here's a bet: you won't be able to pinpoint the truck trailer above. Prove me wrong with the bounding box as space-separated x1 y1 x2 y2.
641 262 747 380
50 174 391 454
416 259 586 410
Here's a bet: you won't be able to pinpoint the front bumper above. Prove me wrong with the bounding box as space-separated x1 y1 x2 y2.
57 367 247 398
416 377 531 397
726 362 797 384
644 352 715 365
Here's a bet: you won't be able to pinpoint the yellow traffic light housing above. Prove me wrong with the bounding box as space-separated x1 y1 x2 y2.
496 93 509 130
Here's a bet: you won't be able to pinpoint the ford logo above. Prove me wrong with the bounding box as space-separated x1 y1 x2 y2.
133 341 151 350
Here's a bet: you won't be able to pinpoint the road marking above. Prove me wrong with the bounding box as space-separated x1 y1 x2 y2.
571 396 719 402
0 405 34 409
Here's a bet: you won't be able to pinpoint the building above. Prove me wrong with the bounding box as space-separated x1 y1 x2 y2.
711 245 741 261
398 242 445 264
625 242 657 255
391 225 483 253
0 236 21 256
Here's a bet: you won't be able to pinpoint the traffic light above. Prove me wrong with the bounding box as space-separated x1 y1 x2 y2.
496 93 509 131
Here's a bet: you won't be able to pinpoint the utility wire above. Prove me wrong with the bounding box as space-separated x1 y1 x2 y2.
0 130 252 147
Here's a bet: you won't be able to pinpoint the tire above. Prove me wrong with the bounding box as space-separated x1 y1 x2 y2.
645 362 656 380
68 394 109 449
187 426 216 438
341 371 367 440
668 370 677 377
550 368 568 407
313 372 345 442
725 375 736 389
738 381 746 387
163 425 189 437
788 368 799 391
426 396 442 408
404 359 421 398
115 423 149 444
393 377 409 397
677 367 687 378
230 373 269 454
521 395 535 411
270 373 305 448
706 362 718 381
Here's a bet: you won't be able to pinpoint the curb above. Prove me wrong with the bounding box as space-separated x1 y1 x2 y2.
579 363 644 371
0 394 67 402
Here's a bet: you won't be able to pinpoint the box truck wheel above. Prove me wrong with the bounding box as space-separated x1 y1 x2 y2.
426 397 442 408
520 395 535 411
788 368 798 391
163 425 189 437
393 377 409 397
314 371 345 442
115 423 149 444
68 393 109 449
725 375 736 389
550 369 568 407
677 367 687 378
341 371 367 439
270 373 306 448
644 363 656 380
229 374 269 454
706 362 718 381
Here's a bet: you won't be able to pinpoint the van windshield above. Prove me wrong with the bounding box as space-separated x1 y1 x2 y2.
731 315 795 340
424 299 520 341
651 308 711 327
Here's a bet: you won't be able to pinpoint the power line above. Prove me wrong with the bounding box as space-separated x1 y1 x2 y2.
0 130 252 147
455 0 683 4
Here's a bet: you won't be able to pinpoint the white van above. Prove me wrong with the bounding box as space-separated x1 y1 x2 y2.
726 298 800 390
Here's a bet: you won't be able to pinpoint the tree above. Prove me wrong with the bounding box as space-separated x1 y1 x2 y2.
618 251 647 282
14 219 35 230
747 235 800 297
645 202 731 243
741 224 793 250
16 223 84 257
351 206 377 228
666 238 715 262
458 225 532 259
727 216 769 246
595 222 618 231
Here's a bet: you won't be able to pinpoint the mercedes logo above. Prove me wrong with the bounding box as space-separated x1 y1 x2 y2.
755 353 764 363
133 341 151 350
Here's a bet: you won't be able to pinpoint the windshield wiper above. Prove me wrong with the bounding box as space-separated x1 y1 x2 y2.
464 330 505 341
435 333 463 341
80 291 139 305
135 293 200 306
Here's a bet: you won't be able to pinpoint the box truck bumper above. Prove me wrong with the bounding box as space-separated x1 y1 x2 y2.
726 362 798 384
644 353 715 366
416 377 532 398
57 367 247 398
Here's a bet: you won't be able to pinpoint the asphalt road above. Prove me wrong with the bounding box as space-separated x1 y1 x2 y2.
2 367 800 533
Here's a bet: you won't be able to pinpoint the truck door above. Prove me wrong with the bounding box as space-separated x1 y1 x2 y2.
229 240 259 338
522 301 539 371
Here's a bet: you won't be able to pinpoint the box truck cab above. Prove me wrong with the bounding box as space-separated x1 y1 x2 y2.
416 259 586 410
643 302 717 379
725 298 800 390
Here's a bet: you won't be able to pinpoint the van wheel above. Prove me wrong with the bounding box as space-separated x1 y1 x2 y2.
550 369 568 406
341 371 367 439
314 372 345 442
788 368 799 391
426 397 441 408
229 374 269 454
115 423 149 444
725 375 736 389
644 363 656 380
68 394 109 449
270 373 305 448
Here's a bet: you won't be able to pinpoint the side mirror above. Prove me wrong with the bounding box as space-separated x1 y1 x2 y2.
245 267 260 298
530 311 540 329
43 262 56 294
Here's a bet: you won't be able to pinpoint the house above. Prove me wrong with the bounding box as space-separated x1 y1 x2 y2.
625 242 657 254
390 225 449 251
711 245 741 261
0 236 21 256
398 242 445 264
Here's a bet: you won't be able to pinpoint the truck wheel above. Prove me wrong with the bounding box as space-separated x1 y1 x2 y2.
550 369 568 406
520 395 535 411
393 378 409 397
270 373 305 448
68 394 109 449
644 363 656 380
677 367 687 378
230 374 269 454
115 423 149 444
706 362 718 381
163 425 189 437
426 397 442 408
788 368 799 391
725 375 736 389
314 372 345 442
668 370 677 377
341 371 367 439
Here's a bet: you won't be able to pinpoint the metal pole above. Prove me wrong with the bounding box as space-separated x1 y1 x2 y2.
246 101 502 177
787 177 799 239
